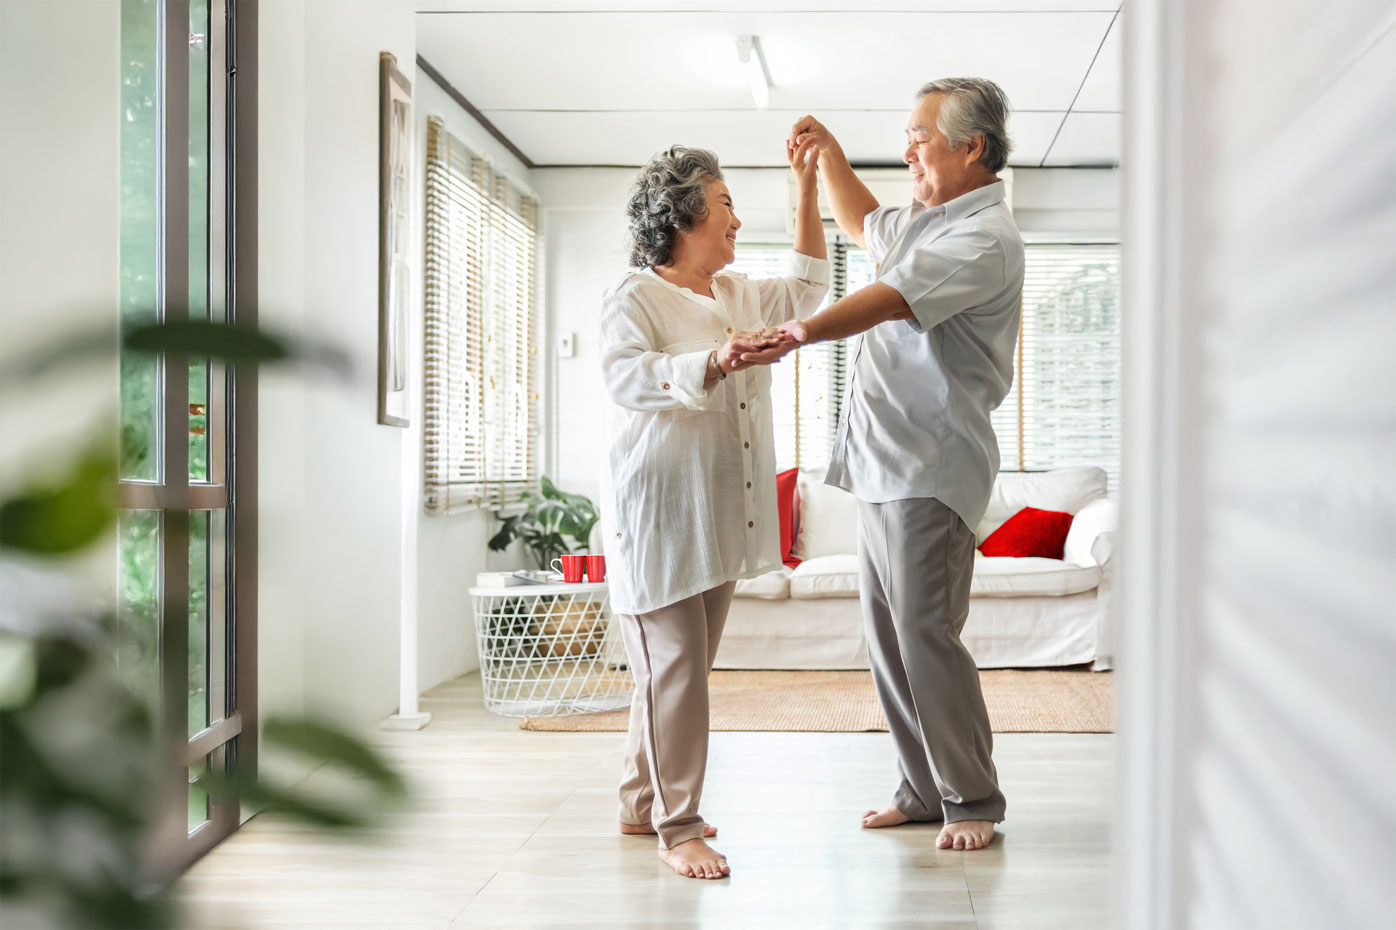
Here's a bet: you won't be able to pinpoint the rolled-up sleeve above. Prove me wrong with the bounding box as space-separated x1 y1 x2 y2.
879 228 1008 333
599 297 723 413
755 252 831 326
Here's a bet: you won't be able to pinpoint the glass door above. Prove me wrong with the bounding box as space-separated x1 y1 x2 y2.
117 0 254 872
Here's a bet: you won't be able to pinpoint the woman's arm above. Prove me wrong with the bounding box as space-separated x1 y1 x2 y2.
753 137 833 327
790 137 827 264
600 298 787 411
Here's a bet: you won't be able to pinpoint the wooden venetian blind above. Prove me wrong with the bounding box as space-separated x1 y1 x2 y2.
423 117 539 513
990 242 1121 487
727 240 870 471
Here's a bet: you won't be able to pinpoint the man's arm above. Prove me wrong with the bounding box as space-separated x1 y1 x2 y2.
737 283 911 366
789 116 879 249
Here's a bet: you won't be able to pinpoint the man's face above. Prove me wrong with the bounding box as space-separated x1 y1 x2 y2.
903 94 980 207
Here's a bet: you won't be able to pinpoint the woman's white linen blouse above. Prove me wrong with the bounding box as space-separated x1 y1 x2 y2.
599 253 830 615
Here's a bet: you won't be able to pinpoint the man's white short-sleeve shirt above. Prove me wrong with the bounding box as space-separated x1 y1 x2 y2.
825 180 1024 531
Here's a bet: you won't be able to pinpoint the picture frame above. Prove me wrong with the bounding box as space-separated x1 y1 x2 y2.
378 51 412 427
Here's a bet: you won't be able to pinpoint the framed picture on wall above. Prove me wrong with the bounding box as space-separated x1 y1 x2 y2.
378 51 412 427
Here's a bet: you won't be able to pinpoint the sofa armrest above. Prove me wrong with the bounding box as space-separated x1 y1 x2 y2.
1090 530 1116 568
1063 498 1118 566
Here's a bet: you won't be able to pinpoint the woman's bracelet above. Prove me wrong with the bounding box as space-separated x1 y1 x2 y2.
709 350 728 379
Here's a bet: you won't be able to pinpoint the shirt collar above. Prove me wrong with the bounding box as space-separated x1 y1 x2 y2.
934 179 1006 223
640 266 719 305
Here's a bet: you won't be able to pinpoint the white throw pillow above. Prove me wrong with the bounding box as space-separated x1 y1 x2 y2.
976 466 1108 544
793 474 860 559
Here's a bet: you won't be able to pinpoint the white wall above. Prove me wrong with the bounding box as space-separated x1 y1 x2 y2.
537 164 1122 504
257 0 415 733
0 0 121 585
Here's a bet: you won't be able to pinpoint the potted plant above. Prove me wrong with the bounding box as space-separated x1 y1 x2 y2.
487 475 598 569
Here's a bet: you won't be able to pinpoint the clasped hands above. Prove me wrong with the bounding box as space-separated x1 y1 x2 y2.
715 322 808 374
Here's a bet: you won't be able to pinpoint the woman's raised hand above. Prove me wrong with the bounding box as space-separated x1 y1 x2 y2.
787 135 820 193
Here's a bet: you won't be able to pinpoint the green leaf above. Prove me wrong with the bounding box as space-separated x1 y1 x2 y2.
0 448 116 555
261 717 406 798
197 768 371 830
487 515 519 552
124 319 290 364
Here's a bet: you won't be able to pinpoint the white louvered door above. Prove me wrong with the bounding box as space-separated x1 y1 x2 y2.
1120 3 1396 928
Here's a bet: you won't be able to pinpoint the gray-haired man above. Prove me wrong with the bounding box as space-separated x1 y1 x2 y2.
744 78 1022 850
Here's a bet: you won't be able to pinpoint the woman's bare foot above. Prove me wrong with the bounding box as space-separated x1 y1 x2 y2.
937 820 995 850
619 821 717 838
861 805 912 829
658 838 730 879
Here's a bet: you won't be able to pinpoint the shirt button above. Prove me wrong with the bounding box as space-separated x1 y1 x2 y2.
661 382 670 390
615 532 622 539
726 327 733 334
743 442 749 449
746 482 752 489
740 403 746 409
748 521 754 528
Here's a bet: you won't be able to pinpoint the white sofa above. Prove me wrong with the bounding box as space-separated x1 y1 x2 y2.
713 466 1118 671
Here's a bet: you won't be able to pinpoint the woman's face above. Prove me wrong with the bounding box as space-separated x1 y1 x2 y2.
681 179 741 268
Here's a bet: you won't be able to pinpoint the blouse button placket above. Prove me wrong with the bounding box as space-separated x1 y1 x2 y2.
732 318 757 555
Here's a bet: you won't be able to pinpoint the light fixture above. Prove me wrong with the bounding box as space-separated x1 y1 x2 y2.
736 35 771 111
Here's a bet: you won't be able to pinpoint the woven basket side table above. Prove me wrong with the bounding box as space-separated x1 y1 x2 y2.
469 582 633 717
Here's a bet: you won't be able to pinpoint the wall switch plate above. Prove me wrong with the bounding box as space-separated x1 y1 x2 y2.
558 332 577 357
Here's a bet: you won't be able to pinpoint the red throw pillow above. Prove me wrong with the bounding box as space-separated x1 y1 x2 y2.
776 468 801 569
978 507 1074 559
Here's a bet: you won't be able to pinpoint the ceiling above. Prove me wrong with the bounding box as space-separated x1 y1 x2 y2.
415 1 1123 169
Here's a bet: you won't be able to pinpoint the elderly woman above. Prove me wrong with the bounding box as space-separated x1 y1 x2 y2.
598 142 827 879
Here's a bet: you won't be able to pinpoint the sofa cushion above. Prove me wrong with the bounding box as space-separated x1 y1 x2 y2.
977 467 1108 545
733 567 791 600
971 556 1102 598
789 555 860 599
792 475 859 559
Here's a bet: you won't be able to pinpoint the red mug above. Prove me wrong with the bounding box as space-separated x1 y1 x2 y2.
551 555 586 583
585 554 606 583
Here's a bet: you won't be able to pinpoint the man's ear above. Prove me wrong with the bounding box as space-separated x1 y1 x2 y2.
964 134 986 168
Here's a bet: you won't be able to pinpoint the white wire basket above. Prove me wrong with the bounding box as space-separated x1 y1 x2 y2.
469 582 633 717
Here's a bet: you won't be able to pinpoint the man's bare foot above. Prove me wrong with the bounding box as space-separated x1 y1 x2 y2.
619 821 717 838
861 805 912 829
658 838 730 879
937 820 995 850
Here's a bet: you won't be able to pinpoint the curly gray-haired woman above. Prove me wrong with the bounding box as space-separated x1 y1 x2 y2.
597 141 827 879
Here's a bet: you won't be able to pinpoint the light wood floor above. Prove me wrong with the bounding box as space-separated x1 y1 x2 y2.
176 672 1114 929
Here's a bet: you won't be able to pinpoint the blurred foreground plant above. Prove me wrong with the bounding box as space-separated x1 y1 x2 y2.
0 320 403 929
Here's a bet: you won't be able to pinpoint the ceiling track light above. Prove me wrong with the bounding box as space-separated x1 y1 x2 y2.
736 35 771 111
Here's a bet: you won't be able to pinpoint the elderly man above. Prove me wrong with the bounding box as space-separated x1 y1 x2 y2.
746 77 1022 851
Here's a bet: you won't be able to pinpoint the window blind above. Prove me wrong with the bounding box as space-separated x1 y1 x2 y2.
423 116 539 513
727 241 865 471
992 243 1121 487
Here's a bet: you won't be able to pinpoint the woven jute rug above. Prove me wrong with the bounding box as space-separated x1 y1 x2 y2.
520 668 1113 734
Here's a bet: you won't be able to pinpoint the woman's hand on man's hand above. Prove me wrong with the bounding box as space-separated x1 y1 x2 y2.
716 327 799 372
729 321 807 368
